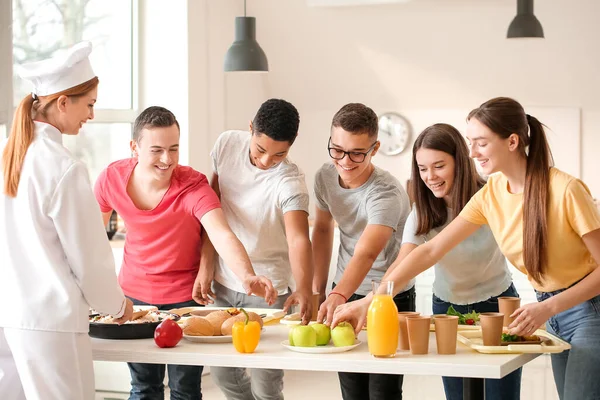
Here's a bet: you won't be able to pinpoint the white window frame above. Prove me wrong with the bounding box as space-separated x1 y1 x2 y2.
0 0 13 133
93 0 139 126
0 0 140 135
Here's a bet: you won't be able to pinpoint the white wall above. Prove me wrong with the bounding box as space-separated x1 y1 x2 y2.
186 0 600 209
139 0 190 164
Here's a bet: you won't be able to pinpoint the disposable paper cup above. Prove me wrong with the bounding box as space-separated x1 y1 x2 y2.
433 315 459 355
406 315 431 355
479 312 504 346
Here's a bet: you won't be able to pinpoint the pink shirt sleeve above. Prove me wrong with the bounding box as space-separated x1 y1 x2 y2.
190 175 221 221
93 167 113 213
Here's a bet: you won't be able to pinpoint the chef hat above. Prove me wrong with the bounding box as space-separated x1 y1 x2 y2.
17 41 96 97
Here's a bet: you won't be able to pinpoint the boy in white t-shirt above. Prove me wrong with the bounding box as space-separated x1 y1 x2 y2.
198 99 314 400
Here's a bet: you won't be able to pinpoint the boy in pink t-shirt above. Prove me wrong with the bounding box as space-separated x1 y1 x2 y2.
95 157 218 304
94 106 276 400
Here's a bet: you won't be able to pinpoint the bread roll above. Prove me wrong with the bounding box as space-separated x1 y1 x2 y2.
220 311 264 335
205 311 231 336
183 316 214 336
220 314 241 336
246 312 264 328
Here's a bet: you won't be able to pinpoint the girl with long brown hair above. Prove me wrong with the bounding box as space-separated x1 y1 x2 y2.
333 97 600 399
405 123 521 400
0 42 132 399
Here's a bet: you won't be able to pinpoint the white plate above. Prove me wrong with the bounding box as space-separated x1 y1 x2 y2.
183 334 234 343
281 340 362 354
183 328 266 344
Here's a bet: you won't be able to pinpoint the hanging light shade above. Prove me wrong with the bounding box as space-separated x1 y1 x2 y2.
507 0 544 38
224 1 268 72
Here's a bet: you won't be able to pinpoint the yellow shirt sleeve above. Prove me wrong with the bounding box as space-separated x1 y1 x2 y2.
459 183 488 226
564 179 600 237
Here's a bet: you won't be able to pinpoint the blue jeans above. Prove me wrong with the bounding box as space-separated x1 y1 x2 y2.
338 286 416 400
432 284 522 400
209 281 290 400
537 289 600 400
127 297 204 400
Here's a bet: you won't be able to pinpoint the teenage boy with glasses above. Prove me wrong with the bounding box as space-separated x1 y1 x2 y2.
312 103 415 400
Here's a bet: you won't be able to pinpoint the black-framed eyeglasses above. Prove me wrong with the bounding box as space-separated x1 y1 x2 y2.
327 138 378 163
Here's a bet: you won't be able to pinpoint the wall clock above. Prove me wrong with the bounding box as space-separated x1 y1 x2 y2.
378 112 412 156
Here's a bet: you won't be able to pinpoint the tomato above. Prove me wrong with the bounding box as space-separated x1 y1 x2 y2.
154 319 183 348
465 319 475 325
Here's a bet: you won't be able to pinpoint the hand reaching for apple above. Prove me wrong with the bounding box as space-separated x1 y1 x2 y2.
317 292 326 307
317 293 346 325
283 290 312 325
242 275 278 306
331 297 370 335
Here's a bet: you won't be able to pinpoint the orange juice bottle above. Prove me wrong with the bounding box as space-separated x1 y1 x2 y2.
367 280 399 357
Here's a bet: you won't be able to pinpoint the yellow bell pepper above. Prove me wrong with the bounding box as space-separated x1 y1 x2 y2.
232 308 261 353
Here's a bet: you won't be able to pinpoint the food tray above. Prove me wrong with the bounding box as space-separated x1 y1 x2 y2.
429 316 480 332
89 311 180 340
457 329 571 354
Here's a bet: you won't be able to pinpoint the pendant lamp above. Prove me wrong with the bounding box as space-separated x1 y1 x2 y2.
507 0 544 38
223 0 269 72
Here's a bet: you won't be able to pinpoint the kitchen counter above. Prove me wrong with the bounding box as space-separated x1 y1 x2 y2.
92 323 540 399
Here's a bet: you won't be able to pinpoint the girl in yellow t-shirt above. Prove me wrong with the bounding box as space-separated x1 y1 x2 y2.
333 97 600 400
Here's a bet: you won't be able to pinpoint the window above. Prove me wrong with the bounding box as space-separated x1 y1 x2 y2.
0 1 12 134
8 0 137 181
62 124 133 182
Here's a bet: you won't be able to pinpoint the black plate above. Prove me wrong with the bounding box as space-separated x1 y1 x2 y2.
89 312 180 340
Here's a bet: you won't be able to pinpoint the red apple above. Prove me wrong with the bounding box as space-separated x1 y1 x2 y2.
154 319 183 348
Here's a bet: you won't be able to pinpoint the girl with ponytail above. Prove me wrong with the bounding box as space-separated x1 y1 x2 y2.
333 97 600 399
3 79 98 196
0 42 132 398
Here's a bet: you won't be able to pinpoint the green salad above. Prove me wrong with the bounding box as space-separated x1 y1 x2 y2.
501 333 520 342
446 305 480 325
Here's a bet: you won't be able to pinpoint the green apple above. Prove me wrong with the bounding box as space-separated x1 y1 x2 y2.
292 325 317 347
288 326 296 346
311 323 331 346
331 322 356 347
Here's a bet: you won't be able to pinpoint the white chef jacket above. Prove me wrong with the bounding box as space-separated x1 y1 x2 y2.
0 121 125 333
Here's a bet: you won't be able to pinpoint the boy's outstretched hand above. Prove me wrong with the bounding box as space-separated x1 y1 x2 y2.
282 290 312 325
192 272 216 305
317 293 346 326
330 297 370 335
243 275 278 305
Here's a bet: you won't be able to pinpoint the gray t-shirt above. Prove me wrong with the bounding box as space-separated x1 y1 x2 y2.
314 163 414 296
402 207 512 305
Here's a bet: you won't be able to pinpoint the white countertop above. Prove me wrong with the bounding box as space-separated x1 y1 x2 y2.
92 324 539 379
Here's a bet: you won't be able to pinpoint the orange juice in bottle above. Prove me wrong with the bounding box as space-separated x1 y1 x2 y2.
367 280 399 357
